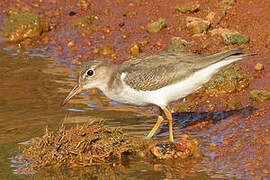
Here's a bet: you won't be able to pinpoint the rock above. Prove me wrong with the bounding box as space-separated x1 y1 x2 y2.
174 2 200 13
250 90 270 102
121 34 128 39
130 44 142 55
167 37 188 52
125 11 138 17
67 41 75 48
3 13 50 42
206 12 216 22
99 45 115 55
74 16 94 34
227 99 243 110
206 10 226 27
150 143 177 159
77 0 91 10
229 34 250 45
254 63 264 71
193 23 210 34
7 8 19 16
186 17 210 34
138 40 149 47
218 0 236 10
210 28 250 45
146 18 167 33
201 34 224 50
149 135 201 159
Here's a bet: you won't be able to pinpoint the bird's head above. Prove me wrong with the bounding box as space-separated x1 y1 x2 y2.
61 59 115 106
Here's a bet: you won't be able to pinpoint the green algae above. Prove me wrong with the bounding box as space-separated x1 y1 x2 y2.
199 64 249 96
250 90 270 102
167 37 188 52
227 33 250 45
3 13 49 42
210 28 250 45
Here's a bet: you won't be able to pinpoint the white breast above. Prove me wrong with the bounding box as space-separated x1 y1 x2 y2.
103 57 243 108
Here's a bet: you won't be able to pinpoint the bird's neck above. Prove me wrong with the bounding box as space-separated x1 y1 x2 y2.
98 64 122 93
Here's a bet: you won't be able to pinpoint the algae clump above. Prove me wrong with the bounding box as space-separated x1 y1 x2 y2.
17 123 153 173
16 122 202 174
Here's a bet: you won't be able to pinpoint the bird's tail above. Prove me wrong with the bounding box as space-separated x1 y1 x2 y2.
199 48 255 68
223 52 256 61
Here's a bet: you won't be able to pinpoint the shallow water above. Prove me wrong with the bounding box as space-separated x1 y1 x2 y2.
0 42 253 179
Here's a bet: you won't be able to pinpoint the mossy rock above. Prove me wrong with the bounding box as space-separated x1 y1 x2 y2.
226 33 250 45
192 22 210 34
199 65 249 96
99 44 115 55
227 99 243 110
3 13 50 42
210 28 250 45
186 17 210 34
74 16 95 34
167 37 188 52
249 90 270 102
130 44 142 55
146 18 167 33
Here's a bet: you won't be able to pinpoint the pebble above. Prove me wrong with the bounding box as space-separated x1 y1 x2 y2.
67 41 75 48
130 44 141 55
254 63 264 71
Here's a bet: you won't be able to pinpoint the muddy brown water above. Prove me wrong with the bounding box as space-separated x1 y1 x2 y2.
0 42 256 179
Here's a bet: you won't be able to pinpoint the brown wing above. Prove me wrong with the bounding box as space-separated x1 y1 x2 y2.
121 48 244 71
121 51 202 71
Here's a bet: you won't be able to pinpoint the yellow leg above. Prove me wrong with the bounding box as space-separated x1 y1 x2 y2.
146 115 164 139
162 107 174 142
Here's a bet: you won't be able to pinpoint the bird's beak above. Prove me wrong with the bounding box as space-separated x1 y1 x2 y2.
61 84 83 106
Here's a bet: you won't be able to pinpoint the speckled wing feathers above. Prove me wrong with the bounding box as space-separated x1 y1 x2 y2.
122 63 194 91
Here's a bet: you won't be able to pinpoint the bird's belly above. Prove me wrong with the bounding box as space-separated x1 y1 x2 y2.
104 80 201 108
105 89 151 106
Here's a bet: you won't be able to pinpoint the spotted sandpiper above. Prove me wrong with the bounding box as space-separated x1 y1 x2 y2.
62 48 252 142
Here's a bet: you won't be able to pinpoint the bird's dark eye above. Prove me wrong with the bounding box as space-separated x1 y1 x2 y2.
86 69 94 76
